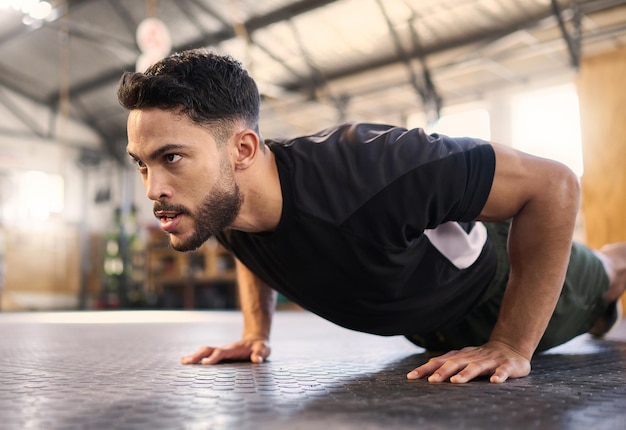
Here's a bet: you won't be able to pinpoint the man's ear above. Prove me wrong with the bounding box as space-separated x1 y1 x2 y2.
234 129 260 171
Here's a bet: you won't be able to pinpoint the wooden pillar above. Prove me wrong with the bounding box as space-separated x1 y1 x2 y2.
577 47 626 308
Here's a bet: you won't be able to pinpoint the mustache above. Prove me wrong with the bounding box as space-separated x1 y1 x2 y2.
153 201 191 216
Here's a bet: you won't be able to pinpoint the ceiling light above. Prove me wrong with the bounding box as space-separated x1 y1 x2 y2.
19 0 38 14
0 0 52 24
29 1 50 20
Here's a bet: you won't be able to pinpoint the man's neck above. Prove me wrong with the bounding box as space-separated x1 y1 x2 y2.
231 149 282 233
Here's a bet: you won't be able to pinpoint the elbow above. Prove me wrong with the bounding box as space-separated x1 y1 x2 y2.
552 162 581 215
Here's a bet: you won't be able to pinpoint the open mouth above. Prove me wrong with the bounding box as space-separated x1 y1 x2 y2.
154 210 183 233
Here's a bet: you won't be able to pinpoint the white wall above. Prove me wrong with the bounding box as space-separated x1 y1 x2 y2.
0 86 110 229
0 84 157 235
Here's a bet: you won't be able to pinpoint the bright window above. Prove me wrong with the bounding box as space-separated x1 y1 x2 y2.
5 170 64 223
429 108 491 141
511 84 583 177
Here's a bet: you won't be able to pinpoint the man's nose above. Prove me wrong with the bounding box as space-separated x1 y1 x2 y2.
145 171 171 201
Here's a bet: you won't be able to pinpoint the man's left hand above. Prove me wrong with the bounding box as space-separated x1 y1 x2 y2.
406 340 531 383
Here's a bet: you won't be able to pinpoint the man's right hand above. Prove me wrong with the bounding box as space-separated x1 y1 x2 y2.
181 339 271 365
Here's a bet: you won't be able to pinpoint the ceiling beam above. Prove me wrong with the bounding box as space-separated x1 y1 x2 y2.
47 0 339 105
551 0 582 69
0 87 47 138
282 0 625 92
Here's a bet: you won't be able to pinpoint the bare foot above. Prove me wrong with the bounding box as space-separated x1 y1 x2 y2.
589 242 626 337
589 300 623 337
595 242 626 302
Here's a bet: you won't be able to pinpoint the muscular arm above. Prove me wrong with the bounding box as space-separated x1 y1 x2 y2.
409 143 580 383
181 258 277 365
482 143 580 358
237 259 278 347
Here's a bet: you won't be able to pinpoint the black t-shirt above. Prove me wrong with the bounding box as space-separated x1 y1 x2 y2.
215 123 497 336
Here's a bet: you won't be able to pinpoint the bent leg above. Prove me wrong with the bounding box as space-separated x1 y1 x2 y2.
588 242 626 336
537 242 611 350
407 238 614 353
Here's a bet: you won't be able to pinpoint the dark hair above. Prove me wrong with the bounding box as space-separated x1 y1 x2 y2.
117 49 261 144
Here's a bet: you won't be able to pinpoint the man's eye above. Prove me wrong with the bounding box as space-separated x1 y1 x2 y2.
131 158 145 169
166 154 182 163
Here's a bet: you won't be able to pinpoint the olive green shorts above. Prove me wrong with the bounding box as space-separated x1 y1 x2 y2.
407 220 611 353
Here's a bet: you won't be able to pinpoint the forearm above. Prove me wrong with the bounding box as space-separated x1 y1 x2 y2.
489 164 580 358
410 146 581 383
236 259 277 341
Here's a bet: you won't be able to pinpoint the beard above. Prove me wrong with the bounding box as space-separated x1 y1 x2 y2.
155 160 243 252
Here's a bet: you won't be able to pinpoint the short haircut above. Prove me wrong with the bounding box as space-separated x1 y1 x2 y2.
117 49 261 145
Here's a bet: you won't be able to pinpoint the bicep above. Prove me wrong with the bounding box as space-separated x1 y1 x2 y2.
477 143 574 222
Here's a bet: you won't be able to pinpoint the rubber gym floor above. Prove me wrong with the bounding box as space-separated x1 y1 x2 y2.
0 310 624 429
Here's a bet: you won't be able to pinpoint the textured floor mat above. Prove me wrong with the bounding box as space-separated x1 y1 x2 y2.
0 311 625 429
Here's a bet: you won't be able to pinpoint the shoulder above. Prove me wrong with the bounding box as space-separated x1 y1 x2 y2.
265 123 494 225
269 122 489 154
267 122 449 167
267 122 425 149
